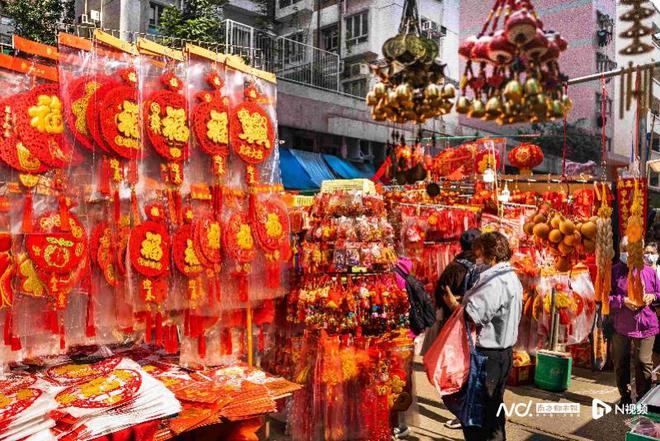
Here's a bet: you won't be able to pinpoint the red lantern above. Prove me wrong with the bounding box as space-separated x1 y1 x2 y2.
508 143 544 174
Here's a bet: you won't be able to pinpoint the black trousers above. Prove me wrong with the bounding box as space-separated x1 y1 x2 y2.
462 347 513 441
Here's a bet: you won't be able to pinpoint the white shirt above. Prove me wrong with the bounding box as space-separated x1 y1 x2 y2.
462 262 523 349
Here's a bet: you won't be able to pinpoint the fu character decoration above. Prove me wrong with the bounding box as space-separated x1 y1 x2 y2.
129 202 172 347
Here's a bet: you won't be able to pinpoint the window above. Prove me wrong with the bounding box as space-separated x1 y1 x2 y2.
346 11 368 45
343 79 367 97
651 172 659 188
321 25 339 53
421 17 446 40
596 10 614 47
280 0 302 8
149 2 165 31
283 32 305 64
596 53 617 73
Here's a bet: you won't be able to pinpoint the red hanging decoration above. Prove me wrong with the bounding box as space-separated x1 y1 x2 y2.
229 84 275 165
98 69 141 159
129 221 171 279
63 75 114 152
251 198 290 288
143 72 190 162
224 211 256 302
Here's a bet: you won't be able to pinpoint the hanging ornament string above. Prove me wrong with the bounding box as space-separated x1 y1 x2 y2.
561 84 568 179
600 75 608 181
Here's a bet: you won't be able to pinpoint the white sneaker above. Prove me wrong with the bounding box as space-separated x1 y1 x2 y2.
444 418 461 429
393 426 410 439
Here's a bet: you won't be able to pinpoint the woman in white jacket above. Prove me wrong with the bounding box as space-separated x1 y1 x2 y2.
443 231 523 441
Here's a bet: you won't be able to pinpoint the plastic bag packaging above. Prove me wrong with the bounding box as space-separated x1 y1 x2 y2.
423 305 470 396
568 270 597 345
626 416 660 437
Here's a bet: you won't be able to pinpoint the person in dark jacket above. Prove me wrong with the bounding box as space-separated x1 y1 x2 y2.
434 229 483 322
433 228 482 430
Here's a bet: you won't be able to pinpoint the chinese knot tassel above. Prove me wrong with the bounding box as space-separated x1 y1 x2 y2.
144 311 153 344
22 192 33 233
198 334 206 359
113 190 121 227
155 311 163 346
85 276 96 338
221 328 232 355
99 159 110 196
59 196 70 231
3 310 11 346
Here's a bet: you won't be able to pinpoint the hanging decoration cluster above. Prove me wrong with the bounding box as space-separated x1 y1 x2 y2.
456 0 572 124
366 0 454 124
618 0 655 56
0 32 290 367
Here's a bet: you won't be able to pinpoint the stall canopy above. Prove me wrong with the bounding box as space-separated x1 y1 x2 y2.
322 154 373 180
279 148 317 190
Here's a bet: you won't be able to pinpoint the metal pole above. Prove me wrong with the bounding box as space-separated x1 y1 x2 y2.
568 60 660 86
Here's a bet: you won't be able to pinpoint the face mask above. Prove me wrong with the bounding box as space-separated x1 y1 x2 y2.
644 254 659 265
620 252 628 265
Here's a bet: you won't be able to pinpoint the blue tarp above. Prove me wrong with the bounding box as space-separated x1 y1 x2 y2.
288 149 336 186
279 148 317 190
322 154 371 179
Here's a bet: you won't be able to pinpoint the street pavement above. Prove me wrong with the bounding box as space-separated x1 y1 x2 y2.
409 361 630 441
269 361 634 440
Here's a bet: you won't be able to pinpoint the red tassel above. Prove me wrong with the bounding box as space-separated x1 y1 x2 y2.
184 309 191 337
222 328 232 355
173 191 182 225
144 311 152 344
155 312 163 346
22 192 33 233
127 158 138 185
215 278 222 304
267 261 280 289
130 190 140 226
59 196 70 231
113 191 121 226
239 273 248 302
258 326 265 352
59 324 65 350
198 334 206 359
10 336 20 351
3 311 12 346
44 310 59 334
86 279 96 338
99 159 110 196
239 329 246 355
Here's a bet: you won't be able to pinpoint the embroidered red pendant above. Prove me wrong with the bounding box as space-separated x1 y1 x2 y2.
63 75 113 152
193 216 222 268
86 79 120 154
25 211 88 276
143 72 190 162
224 211 256 264
0 95 50 174
90 222 120 287
173 224 204 278
129 221 170 278
229 85 275 165
252 199 289 254
98 75 141 159
14 84 73 168
191 72 229 175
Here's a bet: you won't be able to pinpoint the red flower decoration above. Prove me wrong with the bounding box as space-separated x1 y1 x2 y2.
129 221 170 278
143 72 190 162
508 143 544 171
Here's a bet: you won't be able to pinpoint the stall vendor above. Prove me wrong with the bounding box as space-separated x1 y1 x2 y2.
610 237 660 404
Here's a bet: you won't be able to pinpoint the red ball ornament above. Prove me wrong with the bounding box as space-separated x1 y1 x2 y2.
508 143 544 173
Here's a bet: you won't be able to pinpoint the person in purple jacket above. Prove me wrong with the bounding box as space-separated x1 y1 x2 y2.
610 236 660 404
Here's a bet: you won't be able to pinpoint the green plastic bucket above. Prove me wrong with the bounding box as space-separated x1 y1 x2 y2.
534 350 572 392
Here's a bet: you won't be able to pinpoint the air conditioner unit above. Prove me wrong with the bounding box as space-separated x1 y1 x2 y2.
350 63 369 77
78 14 91 24
89 10 101 22
421 20 438 32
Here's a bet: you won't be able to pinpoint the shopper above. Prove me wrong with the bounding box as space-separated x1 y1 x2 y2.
443 231 523 441
645 242 660 369
433 228 482 430
610 237 660 404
